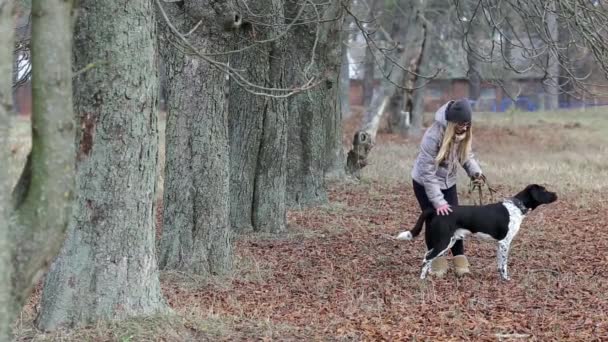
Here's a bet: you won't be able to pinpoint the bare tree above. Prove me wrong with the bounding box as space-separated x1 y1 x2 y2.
345 0 435 178
455 0 608 101
0 0 75 338
36 0 167 330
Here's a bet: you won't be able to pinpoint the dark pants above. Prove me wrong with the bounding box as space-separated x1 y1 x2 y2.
413 180 464 256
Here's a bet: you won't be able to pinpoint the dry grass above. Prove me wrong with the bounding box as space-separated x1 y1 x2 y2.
10 107 608 341
361 107 608 202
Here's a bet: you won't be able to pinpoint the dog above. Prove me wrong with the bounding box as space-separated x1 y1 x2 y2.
397 184 557 280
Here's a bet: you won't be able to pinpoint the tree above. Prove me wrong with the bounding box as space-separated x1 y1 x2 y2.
286 0 347 206
228 0 289 233
457 0 608 101
360 0 381 108
0 0 75 338
544 1 560 110
156 0 233 273
464 10 483 106
36 0 166 330
386 0 430 137
346 0 431 178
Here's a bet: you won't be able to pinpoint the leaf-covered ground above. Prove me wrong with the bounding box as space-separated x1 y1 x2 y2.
162 181 608 341
15 109 608 341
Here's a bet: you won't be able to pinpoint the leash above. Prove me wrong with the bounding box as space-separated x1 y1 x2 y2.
468 174 498 205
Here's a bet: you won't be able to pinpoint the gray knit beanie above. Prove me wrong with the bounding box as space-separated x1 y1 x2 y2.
446 99 472 123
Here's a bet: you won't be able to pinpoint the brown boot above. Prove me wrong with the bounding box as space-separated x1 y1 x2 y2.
430 256 448 278
453 255 471 277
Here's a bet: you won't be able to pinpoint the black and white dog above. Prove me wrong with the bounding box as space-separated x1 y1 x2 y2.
397 184 557 280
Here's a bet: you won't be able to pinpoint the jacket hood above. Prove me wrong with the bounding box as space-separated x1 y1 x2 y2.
434 100 453 127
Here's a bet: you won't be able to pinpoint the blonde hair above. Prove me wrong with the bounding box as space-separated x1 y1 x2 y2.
435 122 473 165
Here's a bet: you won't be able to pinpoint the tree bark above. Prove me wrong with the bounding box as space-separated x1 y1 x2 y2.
36 0 166 330
285 0 345 207
466 3 483 106
386 1 409 134
0 0 76 338
362 47 375 108
0 2 16 339
157 1 232 273
407 25 430 138
340 38 351 119
229 0 288 234
361 0 380 108
325 17 349 181
467 47 482 104
544 1 560 110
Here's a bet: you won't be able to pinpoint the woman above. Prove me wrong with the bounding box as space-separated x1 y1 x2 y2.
410 98 485 277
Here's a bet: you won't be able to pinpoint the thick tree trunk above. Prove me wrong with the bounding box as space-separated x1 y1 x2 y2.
286 0 345 207
0 0 76 338
157 1 232 272
0 2 16 338
36 0 166 330
229 0 288 234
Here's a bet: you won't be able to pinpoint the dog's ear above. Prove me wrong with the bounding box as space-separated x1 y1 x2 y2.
529 185 543 203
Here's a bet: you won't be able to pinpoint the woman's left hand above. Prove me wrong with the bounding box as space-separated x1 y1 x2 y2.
471 173 486 186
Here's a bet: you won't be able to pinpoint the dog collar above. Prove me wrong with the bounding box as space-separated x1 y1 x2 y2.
508 198 529 215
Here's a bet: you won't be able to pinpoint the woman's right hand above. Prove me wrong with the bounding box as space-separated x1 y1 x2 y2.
436 204 452 216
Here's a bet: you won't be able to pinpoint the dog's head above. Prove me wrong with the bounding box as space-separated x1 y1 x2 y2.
516 184 558 211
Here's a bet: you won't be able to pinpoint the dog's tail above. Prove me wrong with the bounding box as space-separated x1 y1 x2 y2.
396 209 434 241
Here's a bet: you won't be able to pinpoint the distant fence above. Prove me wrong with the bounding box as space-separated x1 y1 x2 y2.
472 96 608 112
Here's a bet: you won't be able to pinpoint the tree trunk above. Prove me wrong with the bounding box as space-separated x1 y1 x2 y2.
325 19 349 181
0 2 16 338
407 25 430 138
467 49 482 103
501 16 520 101
229 0 288 234
286 0 345 207
466 6 483 106
36 0 166 330
157 1 232 273
347 0 426 177
340 38 351 119
557 20 572 106
0 0 76 338
361 0 379 108
386 2 409 134
544 1 560 110
362 47 375 108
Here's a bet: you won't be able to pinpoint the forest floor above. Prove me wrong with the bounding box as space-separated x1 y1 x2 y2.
11 107 608 341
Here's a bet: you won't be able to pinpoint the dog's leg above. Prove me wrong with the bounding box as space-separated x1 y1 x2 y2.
497 239 511 281
420 237 457 280
420 248 434 279
420 260 432 279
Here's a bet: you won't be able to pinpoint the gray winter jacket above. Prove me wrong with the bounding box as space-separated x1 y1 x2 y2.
411 101 482 209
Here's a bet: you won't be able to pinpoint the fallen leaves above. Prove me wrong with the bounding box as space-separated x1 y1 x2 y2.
161 180 608 340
